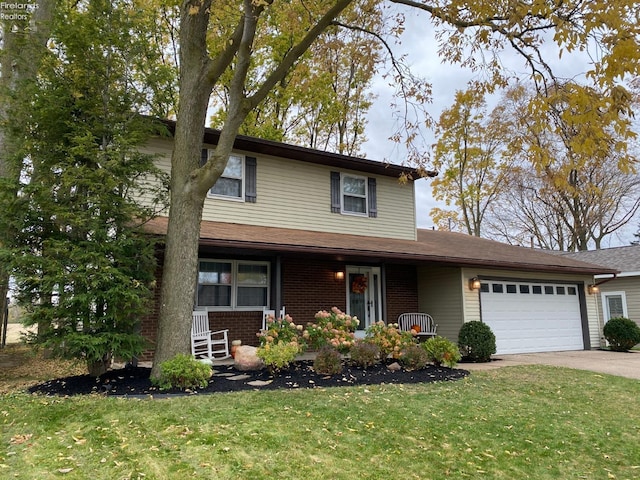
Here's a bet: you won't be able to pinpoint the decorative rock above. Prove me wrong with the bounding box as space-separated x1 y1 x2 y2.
234 345 265 371
387 362 402 372
247 380 273 387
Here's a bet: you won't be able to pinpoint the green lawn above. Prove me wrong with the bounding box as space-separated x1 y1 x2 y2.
2 366 639 479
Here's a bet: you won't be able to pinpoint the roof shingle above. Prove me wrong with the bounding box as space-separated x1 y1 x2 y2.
144 217 616 275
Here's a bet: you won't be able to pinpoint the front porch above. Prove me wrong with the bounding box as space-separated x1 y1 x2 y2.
140 253 420 361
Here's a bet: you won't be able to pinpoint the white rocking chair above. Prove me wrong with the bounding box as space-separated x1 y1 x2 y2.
261 306 286 331
191 311 230 360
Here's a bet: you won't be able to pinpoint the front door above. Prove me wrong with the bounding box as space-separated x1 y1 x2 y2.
346 266 382 336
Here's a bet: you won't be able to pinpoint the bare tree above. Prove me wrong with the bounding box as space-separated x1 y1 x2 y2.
486 83 640 251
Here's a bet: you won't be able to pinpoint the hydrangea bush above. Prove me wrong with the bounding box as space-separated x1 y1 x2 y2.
257 314 306 372
365 321 416 359
304 307 359 353
258 314 305 349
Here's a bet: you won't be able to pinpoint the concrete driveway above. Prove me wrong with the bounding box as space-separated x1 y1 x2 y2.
463 349 640 380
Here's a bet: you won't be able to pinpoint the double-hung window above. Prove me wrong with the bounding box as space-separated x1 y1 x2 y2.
201 150 258 203
330 171 377 217
197 260 269 310
341 174 368 215
209 154 244 199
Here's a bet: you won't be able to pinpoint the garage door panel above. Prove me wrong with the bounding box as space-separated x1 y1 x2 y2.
480 281 584 354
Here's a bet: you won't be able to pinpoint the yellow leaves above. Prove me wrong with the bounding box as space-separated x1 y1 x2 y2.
10 433 33 445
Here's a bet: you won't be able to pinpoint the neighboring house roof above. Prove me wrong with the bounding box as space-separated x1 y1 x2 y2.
145 217 616 275
559 245 640 277
158 119 437 179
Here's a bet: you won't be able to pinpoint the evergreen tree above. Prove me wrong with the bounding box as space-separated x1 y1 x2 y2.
2 0 170 375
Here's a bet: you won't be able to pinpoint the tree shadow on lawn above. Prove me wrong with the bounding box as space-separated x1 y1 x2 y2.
28 360 470 397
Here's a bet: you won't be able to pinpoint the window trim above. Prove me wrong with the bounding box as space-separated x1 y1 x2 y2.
341 173 368 216
206 152 246 202
601 291 628 321
196 259 270 311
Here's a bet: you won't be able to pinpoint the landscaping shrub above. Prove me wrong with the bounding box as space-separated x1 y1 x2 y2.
258 314 306 351
365 321 416 359
458 321 496 362
399 343 429 370
256 342 301 373
304 307 358 353
603 317 640 352
349 340 381 368
152 354 212 390
313 346 343 375
422 336 461 368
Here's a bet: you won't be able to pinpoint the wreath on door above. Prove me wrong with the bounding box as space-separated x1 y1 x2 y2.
351 275 368 294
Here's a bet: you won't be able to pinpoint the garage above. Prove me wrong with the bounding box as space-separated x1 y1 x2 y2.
480 280 585 354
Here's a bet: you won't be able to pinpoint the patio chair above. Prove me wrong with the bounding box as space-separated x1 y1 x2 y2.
397 313 438 339
191 311 230 360
262 308 276 331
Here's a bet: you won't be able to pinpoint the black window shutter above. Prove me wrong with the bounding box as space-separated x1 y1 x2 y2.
368 177 377 218
245 156 257 203
200 149 208 167
330 171 341 213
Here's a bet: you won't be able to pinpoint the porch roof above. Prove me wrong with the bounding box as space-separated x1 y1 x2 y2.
144 217 617 275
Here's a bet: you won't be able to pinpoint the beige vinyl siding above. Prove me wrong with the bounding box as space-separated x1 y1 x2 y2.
416 266 464 342
461 268 599 349
598 276 640 329
135 138 172 214
141 138 417 240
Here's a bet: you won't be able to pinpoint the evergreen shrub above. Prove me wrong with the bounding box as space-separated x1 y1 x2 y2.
458 321 496 362
603 317 640 352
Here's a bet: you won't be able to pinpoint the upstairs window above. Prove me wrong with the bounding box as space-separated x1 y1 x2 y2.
210 154 244 199
331 171 377 217
201 150 257 202
342 174 367 215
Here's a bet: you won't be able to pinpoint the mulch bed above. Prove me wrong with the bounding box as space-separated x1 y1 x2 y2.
28 360 470 397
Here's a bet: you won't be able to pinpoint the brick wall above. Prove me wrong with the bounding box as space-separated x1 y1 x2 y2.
139 254 420 361
281 258 347 324
385 264 419 322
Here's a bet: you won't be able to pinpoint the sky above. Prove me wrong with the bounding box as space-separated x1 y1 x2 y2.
360 7 639 248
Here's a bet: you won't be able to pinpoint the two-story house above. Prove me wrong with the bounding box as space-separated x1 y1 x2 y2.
139 122 616 359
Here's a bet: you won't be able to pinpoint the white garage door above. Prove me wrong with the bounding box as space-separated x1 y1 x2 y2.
480 281 584 354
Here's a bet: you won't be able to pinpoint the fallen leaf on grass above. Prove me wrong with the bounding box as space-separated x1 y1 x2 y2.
10 434 32 445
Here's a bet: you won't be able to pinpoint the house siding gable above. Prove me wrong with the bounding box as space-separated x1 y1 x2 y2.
417 265 464 342
142 138 417 240
597 276 640 331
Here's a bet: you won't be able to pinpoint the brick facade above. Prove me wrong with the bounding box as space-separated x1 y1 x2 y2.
384 264 420 322
281 258 348 326
139 253 420 361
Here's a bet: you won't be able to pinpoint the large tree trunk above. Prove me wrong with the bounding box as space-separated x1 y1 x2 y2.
150 0 214 378
150 0 354 378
